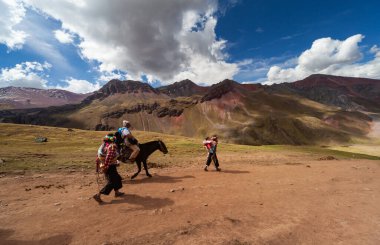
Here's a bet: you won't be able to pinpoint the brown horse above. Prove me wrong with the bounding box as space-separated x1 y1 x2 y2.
119 140 168 179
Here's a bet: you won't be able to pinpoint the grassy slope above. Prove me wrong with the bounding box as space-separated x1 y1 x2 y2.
0 123 379 173
31 87 373 146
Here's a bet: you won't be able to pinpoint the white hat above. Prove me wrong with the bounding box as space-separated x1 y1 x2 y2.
122 120 130 127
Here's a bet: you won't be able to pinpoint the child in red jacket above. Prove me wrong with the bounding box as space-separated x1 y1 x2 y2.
203 135 221 171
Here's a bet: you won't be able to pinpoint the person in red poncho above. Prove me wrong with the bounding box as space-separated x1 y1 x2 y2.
203 135 221 172
93 134 124 204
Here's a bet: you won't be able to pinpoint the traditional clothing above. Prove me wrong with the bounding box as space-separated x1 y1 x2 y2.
94 141 124 203
203 137 220 171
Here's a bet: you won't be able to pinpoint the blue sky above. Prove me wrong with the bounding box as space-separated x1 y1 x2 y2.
1 0 380 93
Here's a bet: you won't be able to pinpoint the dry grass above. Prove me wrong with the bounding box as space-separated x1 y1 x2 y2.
0 123 379 173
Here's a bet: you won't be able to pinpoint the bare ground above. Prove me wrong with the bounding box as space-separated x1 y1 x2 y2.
0 153 379 245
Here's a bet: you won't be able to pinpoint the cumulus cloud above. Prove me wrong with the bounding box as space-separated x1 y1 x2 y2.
265 34 380 84
55 77 101 94
22 0 240 85
0 61 51 88
0 61 101 93
53 29 74 44
370 45 380 57
0 0 28 50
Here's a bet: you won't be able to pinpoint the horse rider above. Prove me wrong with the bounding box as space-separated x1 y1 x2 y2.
119 120 140 163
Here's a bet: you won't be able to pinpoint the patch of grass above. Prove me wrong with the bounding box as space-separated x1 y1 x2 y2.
290 146 380 160
0 123 379 173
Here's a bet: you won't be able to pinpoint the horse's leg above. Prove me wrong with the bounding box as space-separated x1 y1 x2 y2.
131 160 142 179
143 160 152 178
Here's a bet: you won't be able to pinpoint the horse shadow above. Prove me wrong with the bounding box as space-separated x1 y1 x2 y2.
125 174 195 185
0 229 71 245
108 194 174 211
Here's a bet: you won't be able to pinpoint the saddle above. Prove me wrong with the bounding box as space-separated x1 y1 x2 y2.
118 144 133 163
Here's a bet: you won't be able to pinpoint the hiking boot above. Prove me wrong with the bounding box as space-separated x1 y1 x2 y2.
93 194 103 204
204 165 208 171
115 191 125 197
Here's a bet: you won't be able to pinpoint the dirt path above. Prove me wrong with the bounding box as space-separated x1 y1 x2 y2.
369 115 380 138
0 158 379 245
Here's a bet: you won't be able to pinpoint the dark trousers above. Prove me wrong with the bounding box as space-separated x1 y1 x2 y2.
206 152 219 168
100 165 122 195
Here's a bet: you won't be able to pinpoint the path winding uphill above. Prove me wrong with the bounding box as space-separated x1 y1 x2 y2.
0 156 379 244
368 113 380 138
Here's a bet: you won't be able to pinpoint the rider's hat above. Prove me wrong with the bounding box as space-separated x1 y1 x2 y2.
122 120 130 127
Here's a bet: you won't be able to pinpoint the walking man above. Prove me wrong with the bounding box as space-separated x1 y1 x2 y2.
93 134 124 204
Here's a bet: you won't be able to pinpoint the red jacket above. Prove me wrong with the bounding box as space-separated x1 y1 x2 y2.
104 143 118 168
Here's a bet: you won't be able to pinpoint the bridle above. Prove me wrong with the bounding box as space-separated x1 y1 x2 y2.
157 140 167 153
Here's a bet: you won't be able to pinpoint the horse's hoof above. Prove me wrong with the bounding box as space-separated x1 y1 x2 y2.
147 174 152 178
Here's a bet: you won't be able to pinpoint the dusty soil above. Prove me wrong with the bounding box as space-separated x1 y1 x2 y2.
0 153 379 245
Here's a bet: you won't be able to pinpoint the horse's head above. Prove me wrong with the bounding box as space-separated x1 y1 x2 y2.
157 140 168 154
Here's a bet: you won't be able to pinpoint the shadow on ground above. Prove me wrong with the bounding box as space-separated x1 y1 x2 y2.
0 229 71 245
108 194 174 211
220 170 250 174
127 174 195 184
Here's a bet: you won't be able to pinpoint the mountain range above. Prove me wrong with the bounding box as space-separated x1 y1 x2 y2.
1 74 379 145
0 86 88 109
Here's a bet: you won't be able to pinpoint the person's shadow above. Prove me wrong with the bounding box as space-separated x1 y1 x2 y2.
108 194 174 211
219 170 250 174
0 229 71 245
125 174 195 185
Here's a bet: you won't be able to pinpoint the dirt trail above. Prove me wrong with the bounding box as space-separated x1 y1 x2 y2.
368 114 380 138
0 157 379 245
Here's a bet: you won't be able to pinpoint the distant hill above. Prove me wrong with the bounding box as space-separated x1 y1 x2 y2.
265 74 380 112
85 79 158 101
0 74 378 145
0 86 89 109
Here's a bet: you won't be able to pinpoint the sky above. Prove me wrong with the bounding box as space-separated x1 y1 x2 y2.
1 0 380 93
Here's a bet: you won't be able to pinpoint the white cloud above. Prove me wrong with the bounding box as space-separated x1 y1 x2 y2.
0 0 28 50
22 0 241 85
370 45 380 57
0 61 51 88
53 29 74 44
0 61 101 94
172 53 239 85
264 34 380 84
97 70 128 83
55 77 101 94
17 11 75 73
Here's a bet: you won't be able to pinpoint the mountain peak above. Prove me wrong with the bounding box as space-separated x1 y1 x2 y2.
200 79 240 102
158 79 208 97
267 74 380 111
103 79 157 94
84 79 157 102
